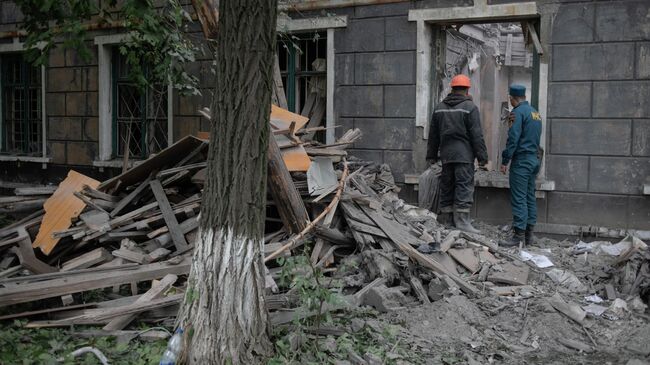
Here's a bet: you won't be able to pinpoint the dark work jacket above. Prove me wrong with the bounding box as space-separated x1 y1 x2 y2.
501 101 542 166
426 94 489 165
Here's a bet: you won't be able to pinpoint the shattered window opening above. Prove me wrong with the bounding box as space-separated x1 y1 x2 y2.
112 49 168 159
1 53 42 156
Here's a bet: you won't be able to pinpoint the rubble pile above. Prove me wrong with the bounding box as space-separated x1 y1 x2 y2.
0 106 648 364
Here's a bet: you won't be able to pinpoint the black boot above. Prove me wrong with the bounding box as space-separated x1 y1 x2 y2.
525 225 536 245
437 207 454 227
454 209 480 234
501 227 525 247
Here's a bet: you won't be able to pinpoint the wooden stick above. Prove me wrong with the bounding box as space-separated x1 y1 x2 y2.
265 161 350 263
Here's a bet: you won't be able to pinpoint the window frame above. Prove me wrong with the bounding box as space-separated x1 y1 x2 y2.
0 39 49 164
94 34 173 167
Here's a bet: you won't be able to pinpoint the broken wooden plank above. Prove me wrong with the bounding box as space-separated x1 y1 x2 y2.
81 185 120 202
0 258 190 307
14 186 57 196
11 233 57 274
360 205 480 296
32 170 100 255
267 135 310 234
110 176 152 217
112 249 149 264
61 248 113 272
103 274 177 331
440 230 460 252
149 180 189 251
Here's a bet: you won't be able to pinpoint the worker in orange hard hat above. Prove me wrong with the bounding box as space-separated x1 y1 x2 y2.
426 74 488 234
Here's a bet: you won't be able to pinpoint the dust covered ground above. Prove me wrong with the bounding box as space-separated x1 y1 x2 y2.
355 223 650 365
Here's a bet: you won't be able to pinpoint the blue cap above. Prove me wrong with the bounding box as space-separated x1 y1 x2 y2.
509 84 526 97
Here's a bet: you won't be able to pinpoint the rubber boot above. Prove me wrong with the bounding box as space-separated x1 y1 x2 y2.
437 207 454 227
500 227 525 247
453 209 480 234
525 225 536 246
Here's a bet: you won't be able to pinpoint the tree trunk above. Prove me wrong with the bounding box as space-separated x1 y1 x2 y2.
177 1 278 364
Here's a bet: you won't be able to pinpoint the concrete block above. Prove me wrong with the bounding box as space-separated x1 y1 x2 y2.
552 44 634 81
633 120 650 156
48 48 65 68
547 192 628 228
384 85 415 118
385 17 416 51
48 117 83 141
335 54 355 86
45 93 66 116
383 150 413 183
65 46 98 66
66 142 98 165
548 83 591 118
595 1 650 42
335 19 384 53
85 67 98 92
593 81 650 118
83 118 99 142
361 284 408 313
336 86 383 117
417 0 472 8
355 52 415 85
589 157 650 195
173 116 200 141
354 118 413 150
48 142 66 164
550 119 631 156
66 92 88 116
354 2 410 18
636 43 650 79
550 3 595 44
47 68 83 92
546 155 589 192
629 196 650 230
349 149 383 165
86 92 98 116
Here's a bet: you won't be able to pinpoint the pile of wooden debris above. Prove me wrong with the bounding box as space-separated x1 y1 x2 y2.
0 106 568 342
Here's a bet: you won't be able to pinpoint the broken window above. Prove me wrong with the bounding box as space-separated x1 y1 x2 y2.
112 49 168 159
438 23 535 169
1 53 42 155
277 32 327 139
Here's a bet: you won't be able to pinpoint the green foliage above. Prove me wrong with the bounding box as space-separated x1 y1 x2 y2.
0 322 167 364
15 0 200 95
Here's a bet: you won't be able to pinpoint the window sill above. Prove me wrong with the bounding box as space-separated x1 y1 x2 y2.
0 155 51 164
404 170 556 192
92 159 145 169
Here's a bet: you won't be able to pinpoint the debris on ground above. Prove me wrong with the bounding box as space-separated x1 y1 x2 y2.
0 105 648 363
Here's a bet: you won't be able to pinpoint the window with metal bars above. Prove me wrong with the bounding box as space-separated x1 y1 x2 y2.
112 49 168 159
277 32 327 119
1 53 42 155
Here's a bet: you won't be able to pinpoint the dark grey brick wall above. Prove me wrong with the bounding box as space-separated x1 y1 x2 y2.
547 0 650 229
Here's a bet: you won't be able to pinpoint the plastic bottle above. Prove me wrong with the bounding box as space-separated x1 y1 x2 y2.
159 328 184 365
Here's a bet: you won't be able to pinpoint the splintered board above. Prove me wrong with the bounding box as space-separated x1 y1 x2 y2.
33 170 100 255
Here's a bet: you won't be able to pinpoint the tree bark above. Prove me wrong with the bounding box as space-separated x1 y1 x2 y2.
178 0 278 364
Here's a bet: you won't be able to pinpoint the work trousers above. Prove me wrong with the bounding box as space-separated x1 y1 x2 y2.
439 163 474 211
509 155 540 230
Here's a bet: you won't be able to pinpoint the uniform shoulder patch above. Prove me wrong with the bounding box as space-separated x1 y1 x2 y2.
531 111 542 121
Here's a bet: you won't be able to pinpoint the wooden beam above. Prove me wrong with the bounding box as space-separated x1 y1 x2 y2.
267 135 310 234
110 175 152 217
103 274 177 330
0 258 190 307
149 180 189 251
526 21 543 55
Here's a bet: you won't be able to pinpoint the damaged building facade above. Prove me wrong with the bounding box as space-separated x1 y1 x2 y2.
0 0 648 233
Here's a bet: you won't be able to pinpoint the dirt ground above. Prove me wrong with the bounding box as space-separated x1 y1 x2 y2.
358 223 650 365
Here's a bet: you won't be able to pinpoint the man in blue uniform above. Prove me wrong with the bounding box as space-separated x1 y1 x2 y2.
500 84 542 247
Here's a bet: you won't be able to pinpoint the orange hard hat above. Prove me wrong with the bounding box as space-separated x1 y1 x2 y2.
450 74 471 88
